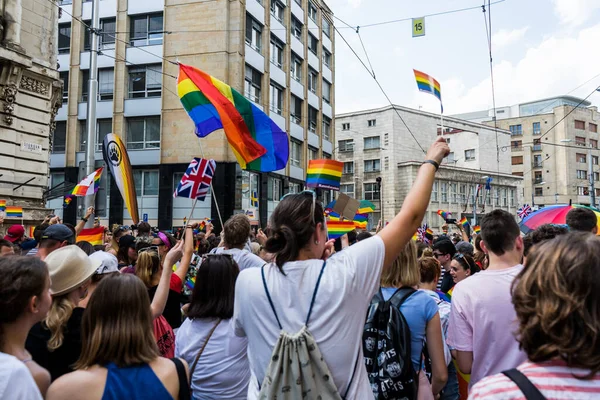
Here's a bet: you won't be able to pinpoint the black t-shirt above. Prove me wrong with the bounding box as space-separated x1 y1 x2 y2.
148 283 182 329
26 307 85 381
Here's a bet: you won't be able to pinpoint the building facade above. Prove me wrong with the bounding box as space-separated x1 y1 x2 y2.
335 105 523 230
455 96 600 208
0 0 61 232
49 0 335 230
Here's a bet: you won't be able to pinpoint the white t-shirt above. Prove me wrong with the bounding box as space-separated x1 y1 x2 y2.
447 264 528 388
210 247 265 271
232 235 385 399
175 317 250 399
0 352 43 400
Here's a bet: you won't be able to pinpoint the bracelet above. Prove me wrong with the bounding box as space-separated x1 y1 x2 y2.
186 225 194 229
81 217 88 222
422 159 440 171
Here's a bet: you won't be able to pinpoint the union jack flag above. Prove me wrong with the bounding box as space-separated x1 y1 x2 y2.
173 158 216 201
518 204 533 220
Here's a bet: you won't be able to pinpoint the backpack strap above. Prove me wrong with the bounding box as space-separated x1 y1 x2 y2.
170 357 191 400
189 319 222 377
261 264 283 330
305 261 327 326
502 369 547 400
388 287 417 309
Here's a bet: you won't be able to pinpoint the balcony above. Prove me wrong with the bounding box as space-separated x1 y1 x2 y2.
246 0 266 25
532 161 543 168
534 178 544 184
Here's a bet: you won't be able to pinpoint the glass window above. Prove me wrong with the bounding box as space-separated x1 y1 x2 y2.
577 170 587 179
126 117 160 150
269 82 283 115
291 52 302 81
431 181 438 201
308 33 318 55
577 186 588 196
446 152 455 163
590 123 598 133
534 187 543 196
342 123 350 131
441 182 448 202
340 184 354 198
291 95 302 125
308 106 318 133
134 170 159 196
98 69 114 100
99 18 116 49
364 159 381 172
533 155 542 166
291 16 303 42
308 147 318 162
130 13 163 46
270 36 284 67
60 71 69 102
322 17 331 38
577 153 587 163
322 80 331 104
576 136 586 146
58 23 71 54
322 116 331 141
338 139 353 152
322 49 331 68
128 64 162 98
308 68 318 93
364 183 380 201
308 1 318 21
593 156 599 165
368 119 376 127
79 119 112 152
509 124 522 136
364 136 380 150
511 140 522 150
590 139 598 148
450 183 457 203
532 122 541 135
245 14 263 53
270 1 284 22
575 120 585 130
81 70 89 101
464 149 476 161
343 162 354 174
244 65 262 103
52 122 66 153
290 140 302 167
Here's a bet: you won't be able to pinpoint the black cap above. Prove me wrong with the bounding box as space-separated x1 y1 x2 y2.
118 234 136 249
41 224 75 243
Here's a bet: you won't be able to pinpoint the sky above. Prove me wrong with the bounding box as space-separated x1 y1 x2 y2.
327 0 600 115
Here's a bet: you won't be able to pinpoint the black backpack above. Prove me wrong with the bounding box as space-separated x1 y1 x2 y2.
363 287 418 400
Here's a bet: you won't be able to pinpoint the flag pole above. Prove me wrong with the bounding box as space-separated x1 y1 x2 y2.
196 138 224 229
185 198 198 228
440 103 444 139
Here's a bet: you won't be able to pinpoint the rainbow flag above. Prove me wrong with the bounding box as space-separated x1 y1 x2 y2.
178 63 288 172
437 209 451 220
63 195 74 208
426 228 434 235
0 200 5 212
459 217 469 228
413 69 443 112
358 200 376 214
353 213 368 229
327 220 355 239
306 159 343 190
71 167 103 196
473 225 481 234
5 206 22 218
76 227 105 246
28 226 35 238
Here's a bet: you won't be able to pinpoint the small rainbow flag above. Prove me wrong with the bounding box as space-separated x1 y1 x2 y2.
5 206 22 218
426 228 434 235
459 217 469 228
0 200 5 212
76 227 105 246
437 209 451 220
306 159 343 191
413 69 443 113
473 225 481 234
186 276 196 291
28 226 35 238
72 167 103 197
327 220 355 239
63 195 74 208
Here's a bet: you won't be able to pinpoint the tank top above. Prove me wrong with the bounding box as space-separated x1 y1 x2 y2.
102 362 172 400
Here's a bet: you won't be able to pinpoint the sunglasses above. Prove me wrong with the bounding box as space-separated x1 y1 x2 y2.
453 253 475 270
433 252 446 258
138 246 159 254
280 190 317 226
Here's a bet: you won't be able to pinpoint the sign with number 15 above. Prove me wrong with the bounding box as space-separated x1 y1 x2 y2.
412 17 425 37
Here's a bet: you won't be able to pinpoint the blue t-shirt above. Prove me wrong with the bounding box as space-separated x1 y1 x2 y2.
381 287 439 372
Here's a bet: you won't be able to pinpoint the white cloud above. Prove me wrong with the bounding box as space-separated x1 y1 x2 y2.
553 0 600 26
492 27 529 47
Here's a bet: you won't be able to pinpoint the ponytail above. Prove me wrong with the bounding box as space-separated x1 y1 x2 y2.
135 250 159 287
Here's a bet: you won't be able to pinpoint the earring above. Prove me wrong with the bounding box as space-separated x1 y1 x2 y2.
315 240 319 245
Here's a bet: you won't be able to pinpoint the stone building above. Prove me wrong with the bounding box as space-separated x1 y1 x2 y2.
49 0 335 230
0 0 61 232
335 105 523 230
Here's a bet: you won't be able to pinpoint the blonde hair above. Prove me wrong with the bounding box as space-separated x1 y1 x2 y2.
45 294 76 351
381 240 419 288
135 250 159 288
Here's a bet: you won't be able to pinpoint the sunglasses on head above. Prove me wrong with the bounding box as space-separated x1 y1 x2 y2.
280 190 317 226
453 253 475 270
138 246 159 254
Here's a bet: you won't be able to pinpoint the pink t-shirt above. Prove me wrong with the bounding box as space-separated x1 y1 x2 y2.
447 264 527 388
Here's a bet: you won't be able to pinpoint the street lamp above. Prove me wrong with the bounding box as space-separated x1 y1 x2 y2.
376 176 382 223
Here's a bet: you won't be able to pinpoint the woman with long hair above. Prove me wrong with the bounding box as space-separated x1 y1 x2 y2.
449 253 480 285
46 273 190 400
469 232 600 398
116 234 137 270
0 256 53 397
231 138 449 398
176 254 249 398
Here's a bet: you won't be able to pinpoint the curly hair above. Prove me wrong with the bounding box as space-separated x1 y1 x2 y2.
45 294 76 351
512 232 600 377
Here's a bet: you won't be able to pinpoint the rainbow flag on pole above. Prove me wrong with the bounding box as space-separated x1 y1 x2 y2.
71 167 103 196
327 220 355 239
178 63 289 172
437 209 451 220
5 206 23 218
459 217 469 228
0 200 5 212
76 227 105 246
306 159 343 190
413 69 443 112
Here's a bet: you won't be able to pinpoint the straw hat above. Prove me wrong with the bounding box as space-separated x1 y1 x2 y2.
45 245 101 296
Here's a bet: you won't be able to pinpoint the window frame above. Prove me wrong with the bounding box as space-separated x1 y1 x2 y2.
291 16 303 42
290 52 302 82
364 159 381 173
340 183 354 198
322 80 331 104
367 119 376 127
464 149 476 161
364 182 380 201
58 23 71 54
308 106 318 133
338 139 354 152
532 122 541 135
364 136 380 150
308 33 318 55
322 17 331 38
291 95 302 125
308 68 318 94
128 64 162 98
129 13 163 47
343 161 354 174
290 139 302 167
126 117 161 150
270 36 284 68
322 116 331 141
269 82 283 115
270 0 285 22
322 49 331 68
308 1 318 21
245 14 263 53
509 124 522 136
244 64 262 103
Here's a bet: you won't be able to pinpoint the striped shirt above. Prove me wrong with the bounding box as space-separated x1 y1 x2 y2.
437 269 445 291
468 360 600 399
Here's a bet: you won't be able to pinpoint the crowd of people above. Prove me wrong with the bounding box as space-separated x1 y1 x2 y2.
0 138 599 399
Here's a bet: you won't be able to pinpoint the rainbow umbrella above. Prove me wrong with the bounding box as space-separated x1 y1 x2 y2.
519 204 600 235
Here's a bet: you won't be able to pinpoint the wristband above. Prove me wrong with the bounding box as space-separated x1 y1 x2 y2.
81 217 89 222
422 159 440 171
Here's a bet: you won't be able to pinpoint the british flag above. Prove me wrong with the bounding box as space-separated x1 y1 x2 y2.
518 204 533 220
173 158 216 201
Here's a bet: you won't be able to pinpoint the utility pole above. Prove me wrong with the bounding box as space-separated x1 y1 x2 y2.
472 183 478 226
589 144 596 207
376 176 383 223
83 0 100 228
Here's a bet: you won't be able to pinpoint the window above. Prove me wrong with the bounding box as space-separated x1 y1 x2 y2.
129 13 163 46
340 184 354 198
464 149 475 161
364 136 380 150
513 171 524 176
322 116 331 141
126 117 160 149
596 172 600 181
60 71 69 102
322 17 331 38
290 140 302 167
447 152 455 163
99 18 116 49
510 189 516 206
291 17 303 42
384 133 389 147
133 170 159 196
532 139 542 151
367 119 376 127
502 188 508 206
440 182 448 202
270 1 284 22
534 187 543 196
308 106 317 133
291 95 302 124
80 119 112 152
308 68 318 93
590 123 598 133
52 122 66 153
533 155 543 167
308 1 318 21
245 14 263 53
244 65 262 103
511 140 522 150
577 170 587 179
338 139 354 152
308 33 318 55
267 177 283 202
322 80 331 104
322 49 331 68
578 186 589 196
591 139 598 148
450 183 457 203
576 136 586 146
534 171 543 184
364 183 380 201
308 146 318 162
291 52 302 81
82 69 114 101
269 82 283 115
532 122 541 135
594 156 599 165
342 123 350 131
577 153 587 163
509 124 522 136
58 23 71 54
343 162 354 174
575 120 585 130
512 156 523 165
128 64 162 98
270 36 284 67
364 159 381 172
431 181 438 201
323 153 331 160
